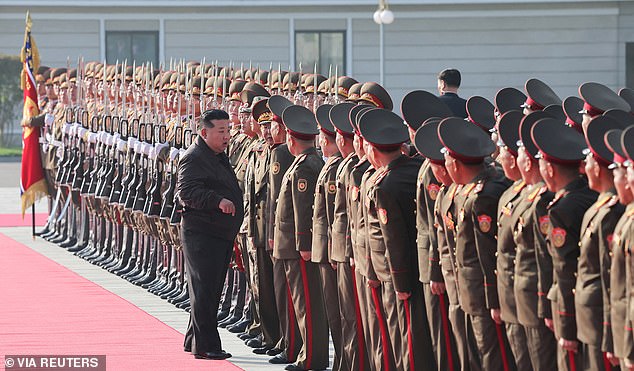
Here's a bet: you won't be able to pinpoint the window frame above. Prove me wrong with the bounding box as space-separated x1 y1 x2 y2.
105 30 159 65
294 30 346 75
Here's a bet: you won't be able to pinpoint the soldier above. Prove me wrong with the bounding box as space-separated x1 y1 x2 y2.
329 102 370 371
576 115 629 370
266 95 302 365
521 78 561 116
578 82 631 132
312 104 345 371
531 118 598 370
272 104 328 371
438 117 515 371
358 82 393 111
495 109 533 370
513 111 557 370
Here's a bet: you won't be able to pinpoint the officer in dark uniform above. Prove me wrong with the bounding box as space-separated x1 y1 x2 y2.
360 108 433 371
576 116 628 370
438 117 515 371
272 104 328 371
513 111 557 370
521 78 561 116
358 82 394 111
532 118 598 371
578 82 631 132
312 104 345 371
266 95 302 365
436 68 467 118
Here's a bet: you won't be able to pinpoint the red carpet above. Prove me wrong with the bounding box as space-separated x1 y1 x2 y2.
0 213 47 227
0 232 241 371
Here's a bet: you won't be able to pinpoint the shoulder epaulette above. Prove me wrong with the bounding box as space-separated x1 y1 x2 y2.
547 190 568 209
527 185 542 202
373 168 390 186
462 183 476 196
606 195 619 208
594 194 613 210
513 180 527 194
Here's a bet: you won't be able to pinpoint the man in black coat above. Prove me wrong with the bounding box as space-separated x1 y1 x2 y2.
177 109 245 360
437 68 468 118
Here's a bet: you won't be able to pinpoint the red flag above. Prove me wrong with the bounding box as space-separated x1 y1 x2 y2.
20 11 48 216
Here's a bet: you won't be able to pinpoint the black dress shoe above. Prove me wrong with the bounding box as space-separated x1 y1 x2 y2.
266 347 283 356
227 320 249 333
184 346 191 353
269 354 291 364
194 350 232 360
217 310 230 322
285 364 325 371
253 346 273 355
245 338 263 348
238 332 255 341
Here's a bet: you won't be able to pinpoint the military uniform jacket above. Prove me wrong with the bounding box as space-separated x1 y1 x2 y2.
545 176 597 341
454 165 510 316
229 132 249 167
436 183 462 305
330 153 359 263
416 160 443 284
350 159 373 278
610 204 634 357
312 152 343 264
246 141 271 249
512 181 554 328
496 179 527 324
234 135 257 192
266 143 295 252
575 191 624 347
272 147 324 260
368 155 423 293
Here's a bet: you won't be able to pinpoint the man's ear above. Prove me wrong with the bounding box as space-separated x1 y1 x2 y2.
546 162 555 179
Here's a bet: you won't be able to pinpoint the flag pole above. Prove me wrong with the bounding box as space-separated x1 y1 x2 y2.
32 204 36 239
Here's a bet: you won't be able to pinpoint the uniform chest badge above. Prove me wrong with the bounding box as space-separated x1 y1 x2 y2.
539 215 551 235
606 234 614 249
351 186 359 201
271 162 280 175
551 228 567 248
378 208 388 224
427 183 440 201
445 212 455 231
477 214 492 233
327 181 337 195
297 179 308 192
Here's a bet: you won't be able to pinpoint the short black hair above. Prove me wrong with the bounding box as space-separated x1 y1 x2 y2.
200 109 230 129
438 68 461 88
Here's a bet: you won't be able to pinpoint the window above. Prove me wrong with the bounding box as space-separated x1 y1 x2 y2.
295 31 345 75
106 31 158 65
625 43 634 89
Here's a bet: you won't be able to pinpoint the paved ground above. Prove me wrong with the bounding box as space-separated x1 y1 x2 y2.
0 160 324 371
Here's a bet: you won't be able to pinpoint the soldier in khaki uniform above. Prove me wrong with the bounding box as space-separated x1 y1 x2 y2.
605 127 634 369
266 95 302 365
495 110 533 370
513 111 557 370
361 108 434 371
312 104 345 371
576 116 628 370
329 102 370 371
272 104 328 371
439 117 515 371
532 118 598 371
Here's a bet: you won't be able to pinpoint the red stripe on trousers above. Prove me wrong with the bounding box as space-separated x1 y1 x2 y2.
404 298 416 371
438 294 455 371
371 286 391 371
603 352 612 371
286 280 296 361
568 350 576 371
495 322 510 371
350 270 365 371
299 259 313 369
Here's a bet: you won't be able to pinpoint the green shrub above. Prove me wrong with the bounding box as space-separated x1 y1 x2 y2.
0 55 23 147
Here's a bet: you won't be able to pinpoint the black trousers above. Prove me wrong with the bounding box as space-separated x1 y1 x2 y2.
182 229 233 354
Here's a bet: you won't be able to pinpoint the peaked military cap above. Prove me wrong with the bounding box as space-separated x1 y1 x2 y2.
35 65 50 83
270 70 288 90
268 95 293 120
329 103 356 138
228 80 248 101
282 72 300 91
621 126 634 162
618 88 634 113
604 129 628 167
203 76 215 95
413 117 444 164
532 118 586 165
304 74 327 94
212 78 232 97
349 104 375 134
401 90 452 130
190 76 202 95
562 96 584 132
495 87 527 115
51 68 68 84
496 110 524 156
358 109 408 151
316 104 335 136
522 78 561 110
252 98 273 124
254 70 269 86
579 82 631 117
584 116 630 167
241 87 271 106
318 79 331 95
282 105 320 140
438 117 496 163
519 111 552 158
359 82 393 110
337 76 359 98
243 82 269 98
603 109 634 127
347 82 363 102
543 104 565 121
467 96 496 132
